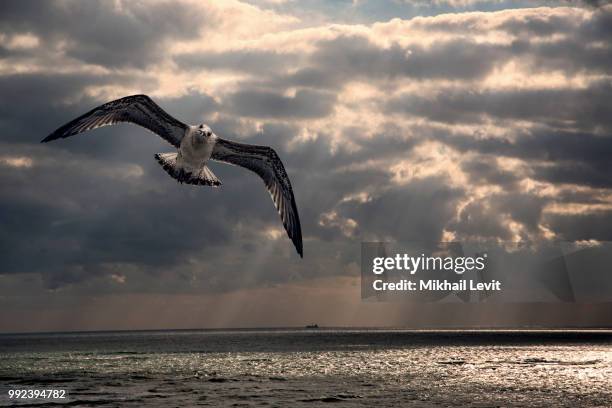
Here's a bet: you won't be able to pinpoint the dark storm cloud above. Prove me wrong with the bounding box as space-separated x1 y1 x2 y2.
498 13 578 37
531 161 612 189
312 35 506 81
525 39 612 75
175 50 301 74
412 6 612 75
450 200 513 240
386 81 612 130
430 127 612 188
226 88 336 118
554 188 612 205
216 5 611 96
449 193 547 240
566 0 612 8
291 6 612 89
265 67 344 91
337 177 464 242
461 157 520 187
347 127 420 163
155 91 220 125
225 34 514 92
439 128 612 164
494 194 547 232
0 72 158 144
544 210 612 241
0 141 235 288
0 0 204 68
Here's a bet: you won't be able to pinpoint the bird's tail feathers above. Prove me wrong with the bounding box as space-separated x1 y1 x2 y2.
154 153 222 187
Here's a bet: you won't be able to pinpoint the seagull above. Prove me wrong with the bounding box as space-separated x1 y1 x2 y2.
41 94 303 257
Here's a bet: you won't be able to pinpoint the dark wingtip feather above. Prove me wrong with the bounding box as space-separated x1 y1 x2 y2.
294 238 303 258
42 123 72 143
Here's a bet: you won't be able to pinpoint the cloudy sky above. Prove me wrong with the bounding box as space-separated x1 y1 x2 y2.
1 0 611 332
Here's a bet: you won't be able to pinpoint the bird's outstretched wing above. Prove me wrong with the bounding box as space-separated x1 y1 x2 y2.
41 94 187 147
212 138 303 257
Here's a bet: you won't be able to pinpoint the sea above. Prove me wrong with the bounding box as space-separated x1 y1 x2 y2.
1 329 611 407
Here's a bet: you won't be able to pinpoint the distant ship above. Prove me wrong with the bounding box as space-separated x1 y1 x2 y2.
305 324 319 329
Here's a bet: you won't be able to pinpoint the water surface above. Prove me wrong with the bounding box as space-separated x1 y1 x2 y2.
1 329 611 407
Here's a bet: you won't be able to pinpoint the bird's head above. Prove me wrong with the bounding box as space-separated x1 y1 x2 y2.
194 124 214 143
